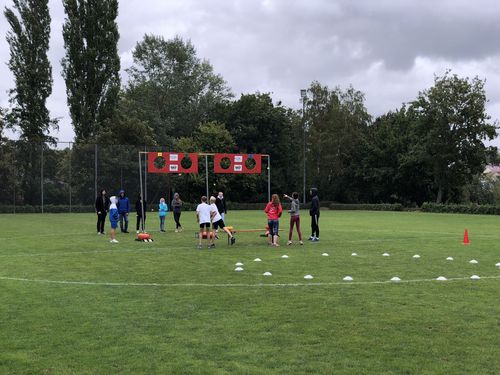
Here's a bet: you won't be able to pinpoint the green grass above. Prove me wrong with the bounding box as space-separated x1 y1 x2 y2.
0 210 499 374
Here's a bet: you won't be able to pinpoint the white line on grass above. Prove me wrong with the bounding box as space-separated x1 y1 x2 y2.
0 275 499 288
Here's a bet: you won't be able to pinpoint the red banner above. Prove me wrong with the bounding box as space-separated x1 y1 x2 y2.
214 153 262 174
148 152 198 174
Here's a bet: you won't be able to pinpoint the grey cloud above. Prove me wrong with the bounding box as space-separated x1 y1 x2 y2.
1 0 499 143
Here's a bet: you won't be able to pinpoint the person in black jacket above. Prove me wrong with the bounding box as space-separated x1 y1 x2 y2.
95 189 110 234
215 192 227 220
135 193 147 233
308 187 320 241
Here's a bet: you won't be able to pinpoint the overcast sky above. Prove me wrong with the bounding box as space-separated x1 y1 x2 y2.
1 0 500 144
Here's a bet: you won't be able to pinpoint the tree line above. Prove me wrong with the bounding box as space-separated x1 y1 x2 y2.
1 0 498 207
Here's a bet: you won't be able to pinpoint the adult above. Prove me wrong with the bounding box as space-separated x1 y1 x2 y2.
264 194 283 247
215 191 227 221
135 193 147 233
309 187 320 241
171 192 183 232
117 189 130 233
95 189 110 235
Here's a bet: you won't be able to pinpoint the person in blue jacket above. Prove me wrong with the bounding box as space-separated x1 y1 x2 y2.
109 196 119 243
159 197 168 232
117 189 130 233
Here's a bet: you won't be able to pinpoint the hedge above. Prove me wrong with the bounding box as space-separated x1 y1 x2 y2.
0 205 95 214
329 203 403 211
421 202 500 215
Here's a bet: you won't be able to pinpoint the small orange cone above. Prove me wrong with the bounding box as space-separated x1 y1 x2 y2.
463 229 470 245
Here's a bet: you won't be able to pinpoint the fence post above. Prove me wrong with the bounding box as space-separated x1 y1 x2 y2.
41 143 44 213
12 151 16 214
69 142 72 213
144 146 147 203
267 155 271 202
205 155 209 197
94 144 98 200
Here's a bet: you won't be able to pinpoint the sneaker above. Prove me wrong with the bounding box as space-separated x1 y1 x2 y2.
312 237 320 242
175 229 178 233
197 244 203 249
97 232 101 235
124 231 129 234
101 231 105 235
273 243 280 247
299 241 304 245
230 237 236 245
208 244 216 249
136 230 140 234
215 234 219 240
287 241 292 246
110 239 119 243
308 236 314 241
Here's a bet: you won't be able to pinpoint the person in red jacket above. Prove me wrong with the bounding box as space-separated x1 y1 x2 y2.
264 194 283 247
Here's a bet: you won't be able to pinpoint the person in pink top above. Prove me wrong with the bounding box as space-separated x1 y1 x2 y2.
264 194 283 247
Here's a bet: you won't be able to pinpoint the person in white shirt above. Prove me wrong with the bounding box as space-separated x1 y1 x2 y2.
196 196 213 249
209 196 236 245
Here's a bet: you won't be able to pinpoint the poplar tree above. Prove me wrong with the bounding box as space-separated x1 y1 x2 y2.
4 0 56 142
61 0 120 142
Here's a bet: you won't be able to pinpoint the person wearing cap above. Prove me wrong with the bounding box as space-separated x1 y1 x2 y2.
117 189 130 233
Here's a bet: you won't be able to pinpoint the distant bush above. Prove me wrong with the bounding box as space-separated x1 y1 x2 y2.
421 202 500 215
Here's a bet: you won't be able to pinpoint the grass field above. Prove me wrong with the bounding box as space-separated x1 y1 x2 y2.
0 210 499 374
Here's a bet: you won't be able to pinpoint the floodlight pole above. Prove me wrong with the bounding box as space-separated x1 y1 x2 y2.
300 89 308 205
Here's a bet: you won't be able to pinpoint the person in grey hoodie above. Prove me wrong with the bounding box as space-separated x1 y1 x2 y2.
309 188 320 241
283 192 303 245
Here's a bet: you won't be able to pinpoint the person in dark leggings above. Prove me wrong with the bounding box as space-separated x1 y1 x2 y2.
171 192 183 232
135 193 147 233
309 187 320 241
95 189 110 234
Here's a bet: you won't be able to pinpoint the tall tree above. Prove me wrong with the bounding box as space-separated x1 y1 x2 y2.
4 0 57 142
362 107 431 205
62 0 120 142
125 35 232 146
304 82 371 202
409 72 497 203
215 93 301 198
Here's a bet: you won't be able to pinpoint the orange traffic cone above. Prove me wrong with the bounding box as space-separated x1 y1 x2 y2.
463 229 470 245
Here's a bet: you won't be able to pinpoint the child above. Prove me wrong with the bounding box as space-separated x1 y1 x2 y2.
158 198 168 232
196 196 213 249
171 192 183 232
209 196 236 245
109 196 119 243
264 194 283 247
284 192 303 245
309 187 320 241
135 193 147 233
